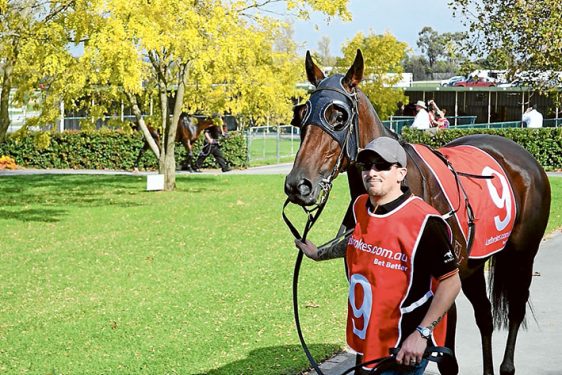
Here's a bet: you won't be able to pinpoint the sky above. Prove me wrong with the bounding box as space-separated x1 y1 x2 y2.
290 0 468 56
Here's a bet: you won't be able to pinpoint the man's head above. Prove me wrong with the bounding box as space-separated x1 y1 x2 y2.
415 100 426 112
356 137 408 204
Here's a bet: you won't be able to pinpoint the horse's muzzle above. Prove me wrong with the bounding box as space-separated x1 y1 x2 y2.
284 175 318 206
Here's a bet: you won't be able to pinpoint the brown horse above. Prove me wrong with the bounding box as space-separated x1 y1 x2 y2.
284 50 551 375
134 113 215 171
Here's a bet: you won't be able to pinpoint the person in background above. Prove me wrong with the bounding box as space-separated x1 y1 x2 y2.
410 101 431 130
194 119 232 172
522 104 543 128
294 137 461 375
428 100 449 129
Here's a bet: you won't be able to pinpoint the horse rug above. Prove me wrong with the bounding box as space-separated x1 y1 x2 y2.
411 144 517 259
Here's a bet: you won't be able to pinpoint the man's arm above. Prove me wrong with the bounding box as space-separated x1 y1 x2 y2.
395 272 461 365
294 229 350 261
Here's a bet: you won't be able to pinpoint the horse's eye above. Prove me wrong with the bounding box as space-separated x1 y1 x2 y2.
331 106 349 131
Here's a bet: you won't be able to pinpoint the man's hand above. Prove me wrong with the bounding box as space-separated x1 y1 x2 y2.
395 331 427 367
294 239 319 260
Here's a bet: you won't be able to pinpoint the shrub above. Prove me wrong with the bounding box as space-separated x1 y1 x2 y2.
0 130 248 171
401 127 562 171
0 155 17 170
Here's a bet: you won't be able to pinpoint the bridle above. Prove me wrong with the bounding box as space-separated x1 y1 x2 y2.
282 75 360 242
282 75 362 374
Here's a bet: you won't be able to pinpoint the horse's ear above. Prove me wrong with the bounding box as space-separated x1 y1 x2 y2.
343 49 364 89
305 50 325 87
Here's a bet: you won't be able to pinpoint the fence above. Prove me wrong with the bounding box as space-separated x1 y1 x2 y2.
245 125 300 166
384 116 478 134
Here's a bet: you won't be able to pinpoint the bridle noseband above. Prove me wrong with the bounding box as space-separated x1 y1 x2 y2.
282 75 360 241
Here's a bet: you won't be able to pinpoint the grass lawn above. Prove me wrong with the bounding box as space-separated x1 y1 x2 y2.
0 174 560 374
0 174 351 375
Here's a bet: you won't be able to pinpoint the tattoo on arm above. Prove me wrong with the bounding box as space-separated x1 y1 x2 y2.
429 314 445 331
317 239 347 260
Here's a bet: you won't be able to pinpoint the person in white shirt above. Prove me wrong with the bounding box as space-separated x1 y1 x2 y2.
522 104 543 128
411 100 431 130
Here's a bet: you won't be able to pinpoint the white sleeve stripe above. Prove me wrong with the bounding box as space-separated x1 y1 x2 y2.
400 291 434 314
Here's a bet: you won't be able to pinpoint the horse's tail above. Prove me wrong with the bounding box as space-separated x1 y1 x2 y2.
487 248 536 330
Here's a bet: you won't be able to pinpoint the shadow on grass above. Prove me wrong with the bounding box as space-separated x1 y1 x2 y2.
0 174 229 222
0 207 68 222
194 344 341 375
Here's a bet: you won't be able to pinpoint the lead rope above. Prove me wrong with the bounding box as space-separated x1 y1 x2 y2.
281 118 353 375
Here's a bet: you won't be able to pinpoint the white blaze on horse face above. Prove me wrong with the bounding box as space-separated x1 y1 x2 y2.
349 273 372 340
483 166 512 231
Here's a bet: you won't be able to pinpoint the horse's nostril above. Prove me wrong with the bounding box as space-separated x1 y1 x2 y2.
297 179 312 196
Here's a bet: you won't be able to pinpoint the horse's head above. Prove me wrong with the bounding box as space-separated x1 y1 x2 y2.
284 50 365 206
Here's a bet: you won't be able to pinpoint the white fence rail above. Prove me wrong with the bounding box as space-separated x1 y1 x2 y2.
245 125 300 165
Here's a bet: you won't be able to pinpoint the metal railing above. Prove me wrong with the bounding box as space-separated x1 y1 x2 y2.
245 125 300 165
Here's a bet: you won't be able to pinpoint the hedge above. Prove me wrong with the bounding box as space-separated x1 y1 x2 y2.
401 127 562 171
0 130 248 171
1 128 560 171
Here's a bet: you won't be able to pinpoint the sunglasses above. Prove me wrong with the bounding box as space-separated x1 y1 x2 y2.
356 160 397 172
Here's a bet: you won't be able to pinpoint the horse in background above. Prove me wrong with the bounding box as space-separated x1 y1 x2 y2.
285 50 551 375
133 113 215 171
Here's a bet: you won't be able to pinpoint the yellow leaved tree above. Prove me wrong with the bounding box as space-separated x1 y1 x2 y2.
79 0 352 190
336 32 409 119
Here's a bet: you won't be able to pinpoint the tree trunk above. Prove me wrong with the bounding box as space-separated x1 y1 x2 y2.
0 62 14 141
156 79 175 190
127 92 160 158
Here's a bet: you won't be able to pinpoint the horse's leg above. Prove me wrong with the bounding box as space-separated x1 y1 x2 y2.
437 302 459 375
461 264 494 375
134 142 149 172
497 249 537 375
178 138 194 171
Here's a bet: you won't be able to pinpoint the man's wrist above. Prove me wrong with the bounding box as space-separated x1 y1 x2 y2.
416 325 432 340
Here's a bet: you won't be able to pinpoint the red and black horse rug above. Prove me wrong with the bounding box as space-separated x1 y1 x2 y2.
411 144 517 259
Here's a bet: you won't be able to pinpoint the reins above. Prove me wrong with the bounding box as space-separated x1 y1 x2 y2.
281 123 349 375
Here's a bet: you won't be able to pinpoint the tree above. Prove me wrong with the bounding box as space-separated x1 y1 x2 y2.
451 0 562 89
336 32 408 119
1 0 352 190
314 36 336 67
416 26 466 78
0 0 82 140
402 55 430 81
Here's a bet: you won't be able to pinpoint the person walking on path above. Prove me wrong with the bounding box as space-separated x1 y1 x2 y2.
194 122 231 172
294 137 461 375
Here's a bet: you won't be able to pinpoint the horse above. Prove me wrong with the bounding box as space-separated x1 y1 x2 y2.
284 50 551 375
133 113 215 171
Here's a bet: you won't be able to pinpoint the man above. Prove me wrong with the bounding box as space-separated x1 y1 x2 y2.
194 121 231 172
522 104 543 128
295 137 461 375
410 100 431 130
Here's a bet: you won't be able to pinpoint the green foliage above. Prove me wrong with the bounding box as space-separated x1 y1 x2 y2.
451 0 562 90
336 32 408 119
402 127 562 171
0 131 248 170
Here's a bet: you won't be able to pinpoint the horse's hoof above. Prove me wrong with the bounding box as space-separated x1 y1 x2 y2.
500 364 515 375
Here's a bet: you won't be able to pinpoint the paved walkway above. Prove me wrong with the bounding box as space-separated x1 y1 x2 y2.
0 163 296 176
309 232 562 375
1 164 560 178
